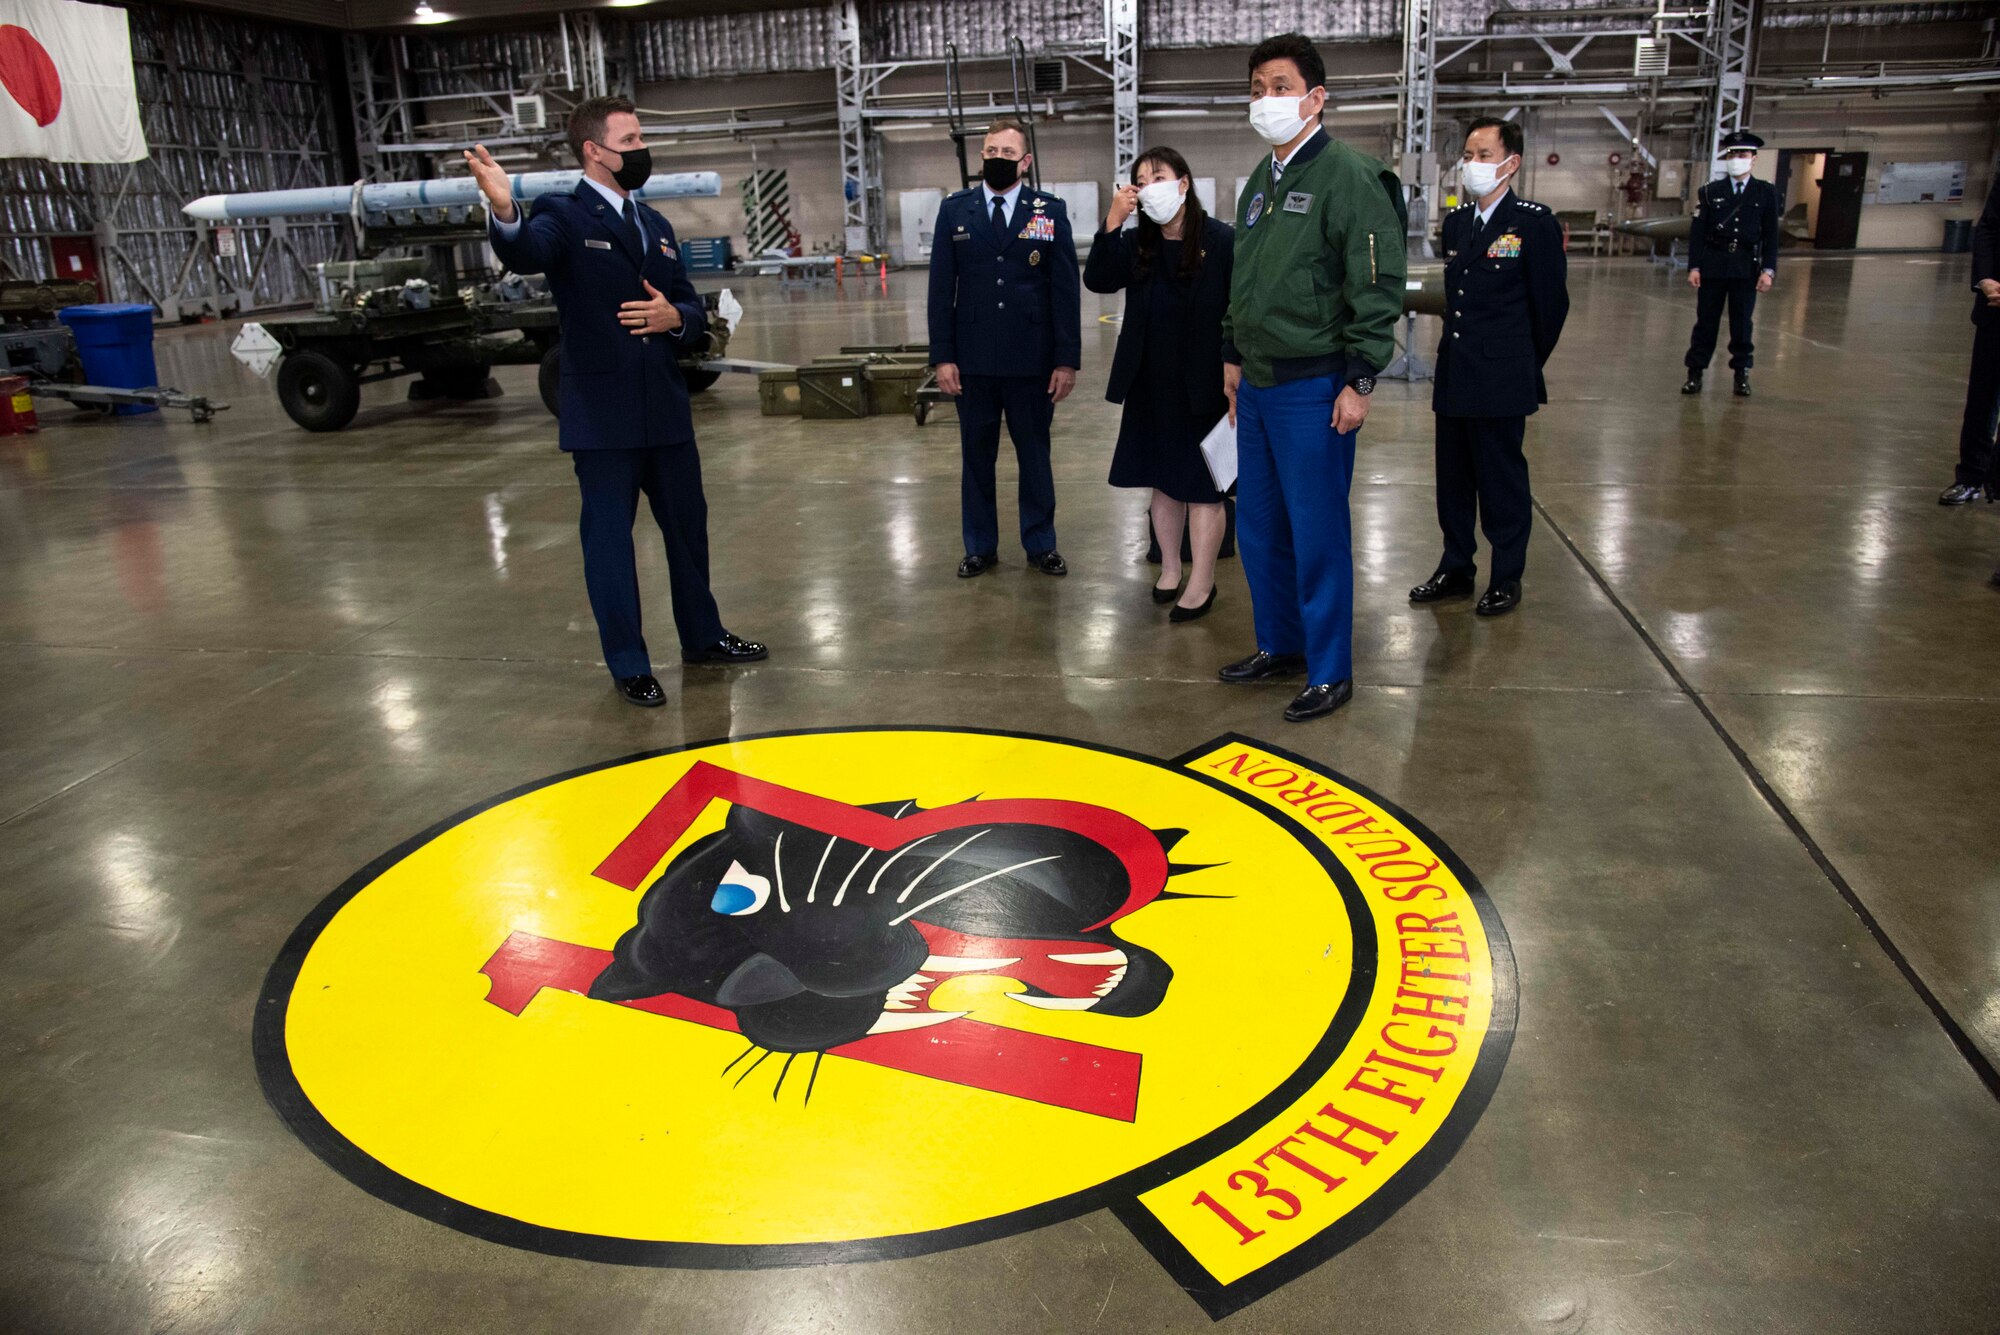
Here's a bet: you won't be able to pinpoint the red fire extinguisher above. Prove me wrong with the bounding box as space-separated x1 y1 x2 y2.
0 375 40 435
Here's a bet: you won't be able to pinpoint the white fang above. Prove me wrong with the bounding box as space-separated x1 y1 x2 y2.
865 1010 965 1035
921 954 1019 973
1008 994 1097 1011
1049 949 1127 966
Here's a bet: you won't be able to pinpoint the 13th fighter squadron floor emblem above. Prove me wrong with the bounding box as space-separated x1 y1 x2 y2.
255 728 1515 1318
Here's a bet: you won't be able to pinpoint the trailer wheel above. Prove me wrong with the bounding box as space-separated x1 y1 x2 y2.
538 344 562 417
682 367 721 392
276 350 361 432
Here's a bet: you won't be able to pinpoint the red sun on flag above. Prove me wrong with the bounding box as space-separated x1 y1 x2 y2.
0 25 63 128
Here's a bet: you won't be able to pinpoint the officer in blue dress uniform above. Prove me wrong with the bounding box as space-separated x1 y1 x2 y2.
926 117 1082 579
1410 117 1569 617
467 98 765 709
1682 130 1780 398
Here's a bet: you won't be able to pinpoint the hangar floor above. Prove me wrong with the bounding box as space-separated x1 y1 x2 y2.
2 252 1998 1333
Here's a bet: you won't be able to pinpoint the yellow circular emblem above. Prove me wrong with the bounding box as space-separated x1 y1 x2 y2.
257 729 1513 1316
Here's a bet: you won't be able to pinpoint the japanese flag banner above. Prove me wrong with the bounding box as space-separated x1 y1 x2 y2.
0 0 147 163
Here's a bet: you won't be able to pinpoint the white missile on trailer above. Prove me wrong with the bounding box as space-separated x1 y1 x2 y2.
182 170 723 222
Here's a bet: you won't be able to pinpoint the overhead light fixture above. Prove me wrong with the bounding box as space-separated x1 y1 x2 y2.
606 0 651 7
413 2 450 22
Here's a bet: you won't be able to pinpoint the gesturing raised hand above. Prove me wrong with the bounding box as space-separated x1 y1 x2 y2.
463 144 515 223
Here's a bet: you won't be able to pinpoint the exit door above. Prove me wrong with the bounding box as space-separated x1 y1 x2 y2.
48 237 104 297
1816 152 1867 251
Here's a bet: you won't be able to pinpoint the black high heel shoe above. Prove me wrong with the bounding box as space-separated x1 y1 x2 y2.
1169 588 1217 623
1151 579 1182 605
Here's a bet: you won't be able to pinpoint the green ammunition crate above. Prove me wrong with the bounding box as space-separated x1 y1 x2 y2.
797 361 870 419
863 363 931 417
757 369 801 416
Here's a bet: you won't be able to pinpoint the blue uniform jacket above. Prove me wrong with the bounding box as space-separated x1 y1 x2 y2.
488 182 708 451
1434 193 1569 419
926 185 1082 379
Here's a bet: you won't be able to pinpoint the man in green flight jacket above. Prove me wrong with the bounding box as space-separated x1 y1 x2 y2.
1217 32 1407 723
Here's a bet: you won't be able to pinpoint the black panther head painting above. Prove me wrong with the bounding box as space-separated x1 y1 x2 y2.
590 795 1207 1056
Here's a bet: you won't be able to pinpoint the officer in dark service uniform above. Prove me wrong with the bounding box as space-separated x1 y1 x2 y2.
1681 130 1780 398
1409 117 1568 618
926 117 1082 579
1941 169 2000 508
466 98 765 709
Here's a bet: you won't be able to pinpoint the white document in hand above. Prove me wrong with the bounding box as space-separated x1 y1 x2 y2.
1199 414 1238 491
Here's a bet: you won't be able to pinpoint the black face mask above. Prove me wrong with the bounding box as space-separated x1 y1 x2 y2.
982 156 1023 191
594 142 653 193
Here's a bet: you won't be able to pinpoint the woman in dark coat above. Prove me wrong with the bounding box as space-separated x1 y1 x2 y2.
1084 146 1234 621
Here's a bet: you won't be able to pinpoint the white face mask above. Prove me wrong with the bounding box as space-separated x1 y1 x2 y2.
1460 156 1516 199
1724 155 1754 178
1137 178 1186 225
1249 94 1313 146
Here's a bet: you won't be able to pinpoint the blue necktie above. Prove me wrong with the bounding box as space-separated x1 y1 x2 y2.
622 198 643 254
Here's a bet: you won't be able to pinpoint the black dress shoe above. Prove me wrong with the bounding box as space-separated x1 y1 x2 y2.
681 633 768 665
1733 372 1751 397
1680 373 1702 394
1284 680 1353 722
1151 579 1181 605
1475 581 1521 617
957 553 997 578
1169 588 1216 623
1939 482 1986 506
1029 550 1068 577
616 674 665 707
1218 650 1307 683
1409 570 1475 603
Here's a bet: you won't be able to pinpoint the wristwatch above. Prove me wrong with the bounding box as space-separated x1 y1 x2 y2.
1350 375 1376 396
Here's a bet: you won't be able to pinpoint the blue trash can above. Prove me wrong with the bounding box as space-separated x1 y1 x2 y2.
57 303 159 415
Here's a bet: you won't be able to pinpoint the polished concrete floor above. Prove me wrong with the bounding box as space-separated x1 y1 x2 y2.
3 253 1999 1333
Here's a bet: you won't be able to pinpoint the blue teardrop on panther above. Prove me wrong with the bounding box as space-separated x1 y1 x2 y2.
711 882 758 915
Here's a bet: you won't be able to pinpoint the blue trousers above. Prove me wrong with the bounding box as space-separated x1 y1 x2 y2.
1236 375 1357 685
571 445 725 679
957 372 1057 558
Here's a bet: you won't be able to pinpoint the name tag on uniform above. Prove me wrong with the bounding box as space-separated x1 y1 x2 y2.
585 239 612 250
951 227 970 242
1282 192 1313 213
1486 232 1522 259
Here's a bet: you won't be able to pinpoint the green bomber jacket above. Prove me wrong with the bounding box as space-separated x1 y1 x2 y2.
1221 129 1408 389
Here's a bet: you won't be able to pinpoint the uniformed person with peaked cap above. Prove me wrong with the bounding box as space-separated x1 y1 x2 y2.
926 117 1082 580
1681 129 1781 397
1409 116 1569 618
